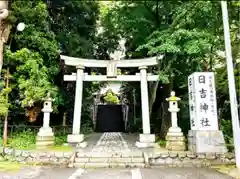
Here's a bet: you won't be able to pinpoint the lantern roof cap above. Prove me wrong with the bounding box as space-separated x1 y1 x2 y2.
166 91 181 101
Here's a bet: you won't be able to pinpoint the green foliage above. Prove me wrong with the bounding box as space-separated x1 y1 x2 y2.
0 71 12 117
5 129 68 149
54 136 67 146
3 0 64 114
220 119 233 144
6 48 58 108
10 1 60 75
101 1 240 139
103 89 120 104
156 136 167 148
0 90 9 117
7 130 35 149
220 119 234 152
0 0 238 143
48 1 99 58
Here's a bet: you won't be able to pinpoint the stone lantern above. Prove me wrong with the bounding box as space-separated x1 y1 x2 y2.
36 93 54 149
165 91 185 151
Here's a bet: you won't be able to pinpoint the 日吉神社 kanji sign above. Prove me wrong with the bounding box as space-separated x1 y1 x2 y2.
187 72 227 153
188 72 218 131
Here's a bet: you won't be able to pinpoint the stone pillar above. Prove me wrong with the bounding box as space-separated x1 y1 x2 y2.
36 94 54 149
67 65 87 148
135 66 156 148
187 72 227 153
165 91 186 151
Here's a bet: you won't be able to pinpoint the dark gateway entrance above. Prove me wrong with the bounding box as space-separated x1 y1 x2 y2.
95 105 125 132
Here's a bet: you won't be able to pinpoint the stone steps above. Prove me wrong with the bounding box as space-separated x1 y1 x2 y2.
73 151 146 168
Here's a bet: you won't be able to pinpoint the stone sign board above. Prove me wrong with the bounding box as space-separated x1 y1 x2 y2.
188 72 218 131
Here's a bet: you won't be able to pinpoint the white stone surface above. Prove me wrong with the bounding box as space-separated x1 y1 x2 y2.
91 133 130 152
188 72 218 130
60 55 161 68
67 134 84 143
136 134 156 148
166 91 182 133
166 132 184 137
67 168 85 179
139 66 151 134
107 61 117 77
135 141 158 148
168 127 182 133
188 130 227 153
72 66 84 135
42 113 51 129
131 168 143 179
38 127 54 136
76 141 88 148
38 95 54 137
64 74 159 82
139 134 155 143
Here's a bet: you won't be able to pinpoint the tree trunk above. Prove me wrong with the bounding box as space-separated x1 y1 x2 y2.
159 100 170 138
149 80 159 118
159 76 174 138
3 67 9 147
153 101 163 134
0 1 9 76
62 112 67 126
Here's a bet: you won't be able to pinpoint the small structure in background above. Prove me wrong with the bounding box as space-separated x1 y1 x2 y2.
36 93 54 149
165 91 185 151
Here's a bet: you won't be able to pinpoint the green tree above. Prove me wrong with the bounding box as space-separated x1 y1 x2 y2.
101 1 236 138
3 1 61 121
103 89 120 104
47 1 101 127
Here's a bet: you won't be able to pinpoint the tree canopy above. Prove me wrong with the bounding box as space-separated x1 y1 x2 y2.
0 1 239 146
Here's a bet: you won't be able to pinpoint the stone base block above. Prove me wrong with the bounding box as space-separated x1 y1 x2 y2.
139 134 155 143
168 127 182 133
67 134 87 148
38 127 54 137
135 134 157 148
36 135 54 149
67 134 84 143
188 130 227 153
135 141 158 148
166 132 186 151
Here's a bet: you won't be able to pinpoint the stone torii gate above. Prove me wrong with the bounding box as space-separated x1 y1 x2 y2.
61 55 163 148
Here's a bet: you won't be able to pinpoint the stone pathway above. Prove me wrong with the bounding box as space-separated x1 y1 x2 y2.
0 166 234 179
91 132 130 152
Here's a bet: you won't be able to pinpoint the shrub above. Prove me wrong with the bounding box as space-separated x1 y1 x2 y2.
54 135 67 146
7 129 35 149
220 119 234 152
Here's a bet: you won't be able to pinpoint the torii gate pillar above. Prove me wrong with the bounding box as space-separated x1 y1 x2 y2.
61 55 163 148
67 65 87 147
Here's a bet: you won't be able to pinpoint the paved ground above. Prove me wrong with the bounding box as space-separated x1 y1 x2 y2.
77 132 166 154
0 133 237 178
91 132 130 152
0 166 234 179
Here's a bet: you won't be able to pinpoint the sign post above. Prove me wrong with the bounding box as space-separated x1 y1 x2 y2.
188 72 227 153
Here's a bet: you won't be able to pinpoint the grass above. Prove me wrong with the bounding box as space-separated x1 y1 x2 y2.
41 145 73 152
15 144 73 152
